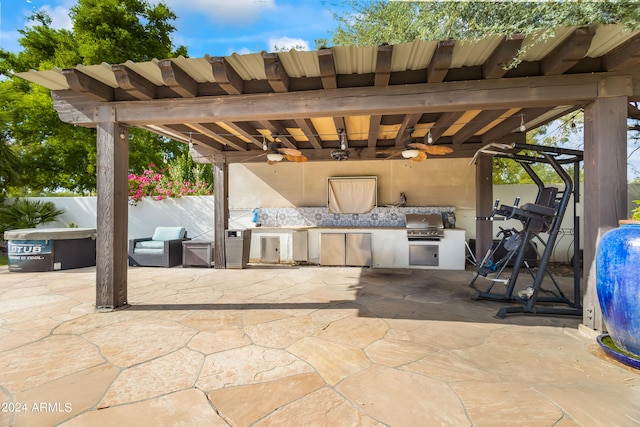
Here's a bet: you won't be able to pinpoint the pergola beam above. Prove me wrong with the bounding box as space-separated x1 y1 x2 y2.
54 73 631 127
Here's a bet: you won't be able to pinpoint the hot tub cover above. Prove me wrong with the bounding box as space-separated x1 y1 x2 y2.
4 228 97 241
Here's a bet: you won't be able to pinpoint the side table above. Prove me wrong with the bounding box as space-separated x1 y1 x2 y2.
182 241 214 268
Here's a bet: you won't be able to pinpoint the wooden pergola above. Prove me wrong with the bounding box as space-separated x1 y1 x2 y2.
18 24 640 329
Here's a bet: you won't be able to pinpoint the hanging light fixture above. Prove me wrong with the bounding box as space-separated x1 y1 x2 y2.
188 132 193 148
338 128 347 150
401 127 420 158
266 153 284 162
519 114 526 132
262 135 268 151
427 129 433 144
401 149 420 159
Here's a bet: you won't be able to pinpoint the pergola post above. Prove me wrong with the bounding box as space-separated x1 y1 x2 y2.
582 96 628 330
96 118 129 309
213 156 229 268
475 156 494 263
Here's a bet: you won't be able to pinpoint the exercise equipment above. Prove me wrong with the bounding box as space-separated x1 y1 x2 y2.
471 143 583 318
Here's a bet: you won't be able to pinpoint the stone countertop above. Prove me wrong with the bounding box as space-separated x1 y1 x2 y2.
249 226 464 231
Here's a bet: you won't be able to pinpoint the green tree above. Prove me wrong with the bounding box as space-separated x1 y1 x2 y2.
0 86 22 200
166 153 213 186
330 1 640 182
0 0 189 196
331 1 640 48
71 0 187 64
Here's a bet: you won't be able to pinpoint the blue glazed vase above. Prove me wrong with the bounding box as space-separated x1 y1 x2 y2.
596 221 640 357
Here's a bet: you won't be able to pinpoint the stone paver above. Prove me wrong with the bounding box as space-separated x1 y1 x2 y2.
1 265 639 426
288 336 371 385
208 373 325 426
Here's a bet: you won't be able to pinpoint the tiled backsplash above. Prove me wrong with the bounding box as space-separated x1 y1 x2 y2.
255 206 455 228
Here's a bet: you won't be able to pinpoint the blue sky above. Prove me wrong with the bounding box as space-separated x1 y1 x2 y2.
0 0 344 56
2 0 639 179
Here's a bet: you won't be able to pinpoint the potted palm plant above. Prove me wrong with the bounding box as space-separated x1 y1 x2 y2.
595 199 640 368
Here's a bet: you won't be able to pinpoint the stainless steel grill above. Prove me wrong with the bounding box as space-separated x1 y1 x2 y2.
405 214 445 241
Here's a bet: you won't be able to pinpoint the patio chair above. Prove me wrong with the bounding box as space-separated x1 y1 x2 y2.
128 226 190 267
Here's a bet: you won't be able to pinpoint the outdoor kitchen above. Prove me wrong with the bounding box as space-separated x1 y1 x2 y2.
228 158 473 270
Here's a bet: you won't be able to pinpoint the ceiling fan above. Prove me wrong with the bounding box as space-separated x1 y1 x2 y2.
378 128 454 162
247 141 308 165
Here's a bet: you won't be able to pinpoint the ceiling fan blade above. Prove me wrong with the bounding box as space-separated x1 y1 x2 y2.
424 145 454 155
407 142 430 151
285 154 308 162
412 151 428 162
241 152 268 162
278 147 303 157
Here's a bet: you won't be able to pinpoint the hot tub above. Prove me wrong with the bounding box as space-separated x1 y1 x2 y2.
4 228 97 272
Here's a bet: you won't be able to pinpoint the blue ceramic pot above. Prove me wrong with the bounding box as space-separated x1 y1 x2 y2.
596 221 640 357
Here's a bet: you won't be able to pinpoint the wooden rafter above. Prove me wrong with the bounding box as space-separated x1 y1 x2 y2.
218 121 264 149
482 34 525 79
428 111 465 143
395 113 422 147
112 65 156 100
158 59 198 98
318 48 337 89
165 124 225 151
368 115 382 148
187 122 248 151
541 26 596 76
294 118 323 149
62 68 114 102
374 44 393 87
452 109 513 145
258 120 297 149
427 39 455 83
603 34 640 72
480 107 548 142
209 56 244 95
263 53 290 93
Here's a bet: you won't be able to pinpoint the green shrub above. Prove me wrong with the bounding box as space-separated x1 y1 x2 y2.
0 199 64 235
632 200 640 221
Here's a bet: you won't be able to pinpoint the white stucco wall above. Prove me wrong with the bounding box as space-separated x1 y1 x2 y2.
10 182 640 264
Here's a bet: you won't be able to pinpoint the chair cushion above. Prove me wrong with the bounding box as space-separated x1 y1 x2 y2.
135 240 165 250
152 227 186 241
132 248 164 254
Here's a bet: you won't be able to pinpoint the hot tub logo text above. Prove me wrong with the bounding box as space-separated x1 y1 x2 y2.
8 240 52 260
10 244 43 254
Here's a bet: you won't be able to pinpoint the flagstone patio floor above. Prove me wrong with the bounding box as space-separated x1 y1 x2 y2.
1 265 638 426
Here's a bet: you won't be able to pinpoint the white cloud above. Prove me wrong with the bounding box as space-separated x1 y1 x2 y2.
42 3 73 31
235 47 253 55
23 1 74 30
268 36 309 52
161 0 276 26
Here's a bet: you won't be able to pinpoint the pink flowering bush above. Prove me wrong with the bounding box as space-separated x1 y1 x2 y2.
128 164 213 205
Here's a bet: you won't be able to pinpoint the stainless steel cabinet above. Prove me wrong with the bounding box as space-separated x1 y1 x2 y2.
320 233 371 266
346 233 371 266
320 233 346 266
292 230 308 262
260 237 280 263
